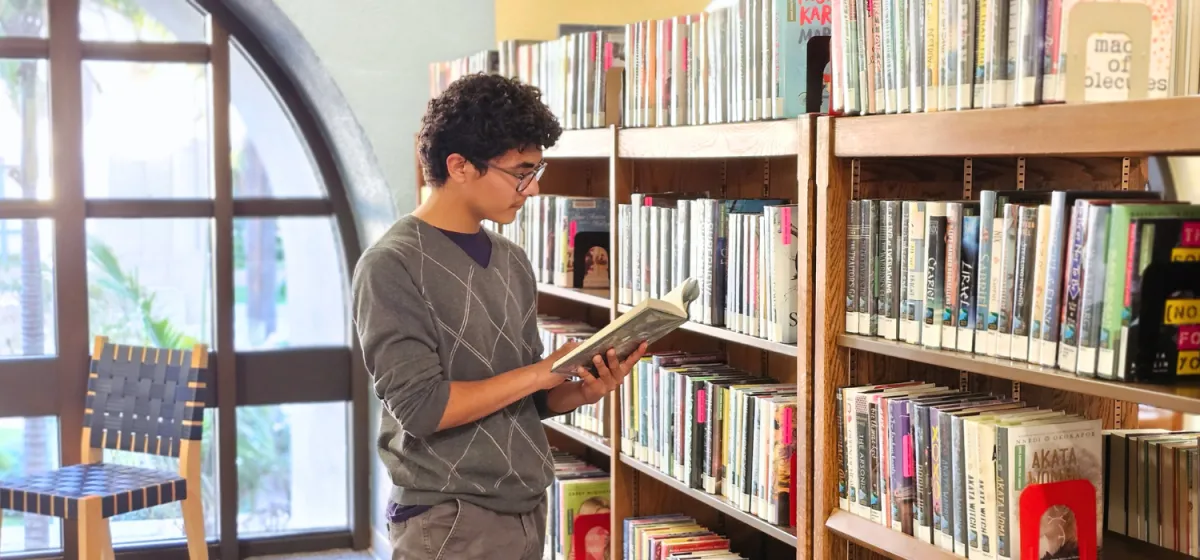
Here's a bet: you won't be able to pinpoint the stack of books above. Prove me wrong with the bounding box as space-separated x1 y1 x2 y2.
622 514 746 559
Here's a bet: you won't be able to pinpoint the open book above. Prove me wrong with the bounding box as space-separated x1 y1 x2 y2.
552 277 700 376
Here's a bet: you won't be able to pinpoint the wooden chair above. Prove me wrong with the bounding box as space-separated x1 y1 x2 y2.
0 336 210 560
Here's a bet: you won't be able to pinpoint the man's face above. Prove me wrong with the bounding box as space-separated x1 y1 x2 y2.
466 147 544 225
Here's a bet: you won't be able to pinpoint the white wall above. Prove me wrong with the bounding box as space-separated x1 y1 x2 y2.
272 0 497 218
267 1 496 551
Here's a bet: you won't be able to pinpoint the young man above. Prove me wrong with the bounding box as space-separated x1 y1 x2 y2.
352 73 645 560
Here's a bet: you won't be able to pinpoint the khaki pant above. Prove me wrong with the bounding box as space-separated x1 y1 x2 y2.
388 497 548 560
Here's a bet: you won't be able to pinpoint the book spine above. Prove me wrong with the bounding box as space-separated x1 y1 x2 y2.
958 213 980 352
975 191 996 353
996 204 1019 358
1010 205 1039 362
847 200 861 333
943 202 962 345
923 202 947 349
882 201 902 340
1077 206 1110 377
1038 193 1068 365
1057 199 1086 372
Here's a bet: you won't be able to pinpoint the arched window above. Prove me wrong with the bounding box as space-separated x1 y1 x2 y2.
0 1 361 556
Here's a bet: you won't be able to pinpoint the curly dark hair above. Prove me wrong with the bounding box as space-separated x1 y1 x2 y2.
418 73 562 187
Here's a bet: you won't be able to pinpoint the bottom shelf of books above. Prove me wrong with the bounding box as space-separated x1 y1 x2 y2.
830 379 1200 560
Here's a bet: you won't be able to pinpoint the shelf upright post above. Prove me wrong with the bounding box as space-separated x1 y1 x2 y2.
1012 157 1026 399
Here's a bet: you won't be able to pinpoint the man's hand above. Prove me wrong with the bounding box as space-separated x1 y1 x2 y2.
573 341 649 405
529 341 581 391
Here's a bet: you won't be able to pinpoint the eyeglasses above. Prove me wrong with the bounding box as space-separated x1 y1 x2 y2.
489 160 546 193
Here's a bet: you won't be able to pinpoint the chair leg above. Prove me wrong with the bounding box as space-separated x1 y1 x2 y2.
78 498 106 560
181 497 207 560
99 518 114 560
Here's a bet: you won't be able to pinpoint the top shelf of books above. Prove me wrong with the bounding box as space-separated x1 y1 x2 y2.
618 120 801 159
832 97 1200 159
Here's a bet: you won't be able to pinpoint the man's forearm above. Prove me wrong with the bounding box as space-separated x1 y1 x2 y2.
544 382 587 416
435 366 539 432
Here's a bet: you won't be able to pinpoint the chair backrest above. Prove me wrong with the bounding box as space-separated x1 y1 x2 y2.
83 336 210 460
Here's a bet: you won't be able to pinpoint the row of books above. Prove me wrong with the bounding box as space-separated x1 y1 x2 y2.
830 0 1200 115
621 0 832 128
619 195 799 345
538 315 608 439
622 515 747 559
1105 429 1200 556
620 351 798 528
844 190 1200 382
547 448 611 560
837 381 1104 559
485 195 611 290
430 31 627 130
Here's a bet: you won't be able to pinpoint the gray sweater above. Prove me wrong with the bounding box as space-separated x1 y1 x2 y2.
352 215 553 514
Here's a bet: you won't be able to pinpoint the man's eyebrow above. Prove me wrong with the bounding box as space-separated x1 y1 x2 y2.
513 160 543 169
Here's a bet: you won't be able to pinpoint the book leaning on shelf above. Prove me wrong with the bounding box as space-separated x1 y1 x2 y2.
552 278 700 378
844 191 1200 383
836 381 1104 559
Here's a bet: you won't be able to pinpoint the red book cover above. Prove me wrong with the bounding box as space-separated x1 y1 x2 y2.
572 512 610 560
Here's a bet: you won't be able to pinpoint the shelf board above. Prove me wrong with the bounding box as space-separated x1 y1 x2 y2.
536 283 611 309
619 455 797 547
826 510 957 560
618 120 799 158
617 305 798 356
827 509 1193 560
543 127 613 158
833 97 1200 158
839 334 1200 414
543 419 610 455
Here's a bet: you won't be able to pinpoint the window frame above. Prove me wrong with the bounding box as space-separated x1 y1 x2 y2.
0 1 369 557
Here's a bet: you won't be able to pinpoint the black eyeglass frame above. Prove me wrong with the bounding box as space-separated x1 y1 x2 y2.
488 160 547 193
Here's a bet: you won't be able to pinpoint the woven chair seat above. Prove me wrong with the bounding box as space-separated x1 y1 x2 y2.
0 463 186 519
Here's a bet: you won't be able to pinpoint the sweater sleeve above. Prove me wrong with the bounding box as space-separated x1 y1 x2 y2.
352 247 450 439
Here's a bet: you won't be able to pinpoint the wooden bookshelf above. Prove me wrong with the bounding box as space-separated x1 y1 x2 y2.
618 120 801 159
604 115 815 560
543 419 610 456
832 97 1200 158
808 104 1200 560
536 283 611 309
619 454 799 547
543 126 615 159
827 508 1196 560
840 334 1200 414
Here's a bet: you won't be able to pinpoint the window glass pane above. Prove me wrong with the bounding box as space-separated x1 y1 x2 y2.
0 416 62 555
0 59 51 200
237 403 349 535
0 219 55 357
234 217 346 350
86 219 213 346
230 40 325 198
0 1 47 37
79 0 206 43
104 408 218 545
82 61 211 199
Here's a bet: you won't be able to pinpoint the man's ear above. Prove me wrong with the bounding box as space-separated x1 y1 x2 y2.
444 153 477 184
